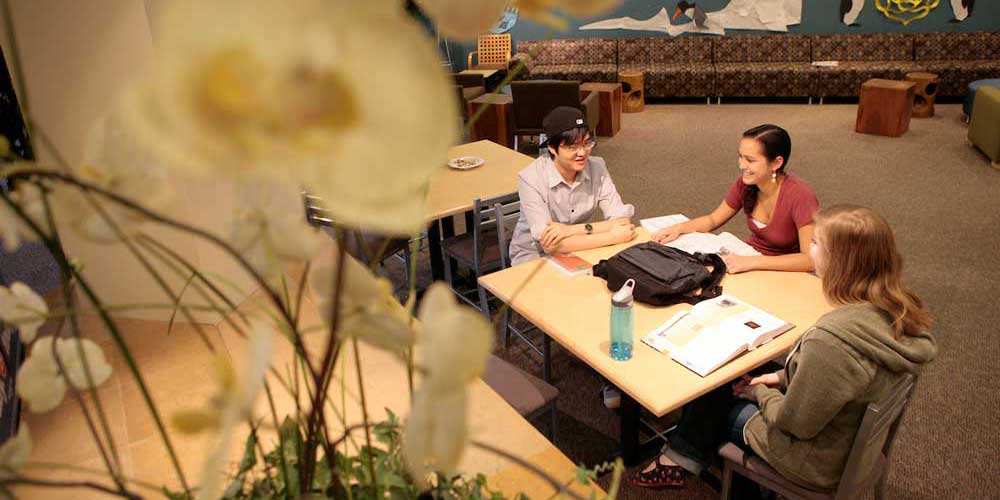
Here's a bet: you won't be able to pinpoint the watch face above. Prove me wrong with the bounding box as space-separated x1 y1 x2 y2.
585 223 593 234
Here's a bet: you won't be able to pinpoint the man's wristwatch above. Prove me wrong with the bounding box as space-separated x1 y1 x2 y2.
584 223 594 235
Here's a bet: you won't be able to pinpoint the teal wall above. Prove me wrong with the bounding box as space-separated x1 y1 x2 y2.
451 0 999 69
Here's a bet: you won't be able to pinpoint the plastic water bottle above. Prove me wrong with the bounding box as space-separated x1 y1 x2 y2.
610 279 636 361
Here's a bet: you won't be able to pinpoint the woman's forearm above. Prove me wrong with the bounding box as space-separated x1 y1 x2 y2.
748 252 814 272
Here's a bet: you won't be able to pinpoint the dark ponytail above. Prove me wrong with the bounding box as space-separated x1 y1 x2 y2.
741 124 792 215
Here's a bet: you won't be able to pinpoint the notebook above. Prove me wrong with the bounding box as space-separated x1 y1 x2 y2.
642 295 793 377
547 253 593 277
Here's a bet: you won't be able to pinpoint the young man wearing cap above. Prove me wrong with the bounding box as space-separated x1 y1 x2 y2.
508 106 637 266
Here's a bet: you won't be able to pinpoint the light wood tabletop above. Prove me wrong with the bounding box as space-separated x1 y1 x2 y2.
427 140 535 221
478 228 833 419
459 69 500 78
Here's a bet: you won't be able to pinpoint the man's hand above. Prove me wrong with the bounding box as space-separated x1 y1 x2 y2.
609 223 637 243
721 254 755 274
540 222 574 250
652 224 683 244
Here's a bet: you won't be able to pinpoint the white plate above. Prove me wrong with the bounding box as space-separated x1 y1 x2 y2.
448 156 485 170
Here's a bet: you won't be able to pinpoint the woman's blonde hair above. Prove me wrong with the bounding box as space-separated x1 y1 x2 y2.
814 205 932 337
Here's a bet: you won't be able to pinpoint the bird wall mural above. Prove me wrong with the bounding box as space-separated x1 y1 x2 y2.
840 0 864 25
580 0 802 36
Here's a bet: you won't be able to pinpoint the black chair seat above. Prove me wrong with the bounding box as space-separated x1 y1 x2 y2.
483 355 558 416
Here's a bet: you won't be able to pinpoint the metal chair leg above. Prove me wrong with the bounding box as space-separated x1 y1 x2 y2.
542 334 552 382
502 308 511 348
547 401 557 441
477 283 490 320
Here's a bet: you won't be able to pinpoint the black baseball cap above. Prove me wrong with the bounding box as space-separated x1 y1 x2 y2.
542 106 588 146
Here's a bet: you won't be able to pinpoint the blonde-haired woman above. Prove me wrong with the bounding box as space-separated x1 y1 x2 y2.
631 205 937 495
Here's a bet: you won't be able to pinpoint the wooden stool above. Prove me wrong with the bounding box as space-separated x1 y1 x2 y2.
906 72 939 118
467 93 514 148
855 79 915 137
581 82 623 137
619 71 644 113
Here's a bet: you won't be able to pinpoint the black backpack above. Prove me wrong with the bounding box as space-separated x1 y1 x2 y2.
592 242 727 307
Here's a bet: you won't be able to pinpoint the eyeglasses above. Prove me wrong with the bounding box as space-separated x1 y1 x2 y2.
561 140 597 154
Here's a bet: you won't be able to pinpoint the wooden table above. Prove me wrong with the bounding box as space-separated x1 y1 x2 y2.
478 229 832 465
426 140 534 280
460 69 503 90
906 72 940 118
856 79 916 137
581 82 623 137
467 93 514 148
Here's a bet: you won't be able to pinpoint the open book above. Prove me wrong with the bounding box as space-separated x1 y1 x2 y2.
640 214 761 257
642 295 794 377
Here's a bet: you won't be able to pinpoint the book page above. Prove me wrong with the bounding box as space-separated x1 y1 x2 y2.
640 214 690 234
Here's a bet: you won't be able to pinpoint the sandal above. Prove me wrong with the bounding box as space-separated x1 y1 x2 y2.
629 458 689 489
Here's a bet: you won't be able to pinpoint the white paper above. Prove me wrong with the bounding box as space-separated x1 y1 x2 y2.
584 0 802 37
663 232 761 257
639 213 690 234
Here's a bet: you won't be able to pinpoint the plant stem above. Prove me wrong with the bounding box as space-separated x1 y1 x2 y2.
0 477 140 499
351 338 378 497
262 381 292 500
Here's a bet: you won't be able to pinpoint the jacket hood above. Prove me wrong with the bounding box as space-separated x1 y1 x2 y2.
814 303 937 374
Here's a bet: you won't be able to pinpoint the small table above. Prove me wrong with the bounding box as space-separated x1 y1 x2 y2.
856 79 916 137
581 82 623 137
460 69 503 91
467 93 514 148
618 71 645 113
905 72 939 118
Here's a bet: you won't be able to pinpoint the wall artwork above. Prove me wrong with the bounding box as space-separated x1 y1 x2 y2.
842 0 973 25
580 0 802 36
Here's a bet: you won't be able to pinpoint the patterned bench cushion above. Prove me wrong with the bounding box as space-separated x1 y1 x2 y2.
714 35 811 63
914 31 1000 61
813 61 921 97
812 33 913 62
911 60 1000 97
516 38 617 66
643 62 715 97
714 62 815 97
528 64 618 83
619 36 713 65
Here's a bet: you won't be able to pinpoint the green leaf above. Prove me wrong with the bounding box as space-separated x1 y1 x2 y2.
161 487 194 500
223 431 259 498
575 463 597 484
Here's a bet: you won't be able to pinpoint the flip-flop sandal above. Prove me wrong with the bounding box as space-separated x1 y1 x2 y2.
629 459 689 489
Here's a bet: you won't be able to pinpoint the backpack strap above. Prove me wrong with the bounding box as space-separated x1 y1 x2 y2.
683 252 727 304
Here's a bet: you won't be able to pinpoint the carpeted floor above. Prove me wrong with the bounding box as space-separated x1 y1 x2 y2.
385 103 1000 499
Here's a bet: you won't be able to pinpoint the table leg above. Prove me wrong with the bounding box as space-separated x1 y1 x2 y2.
428 220 444 282
621 394 641 466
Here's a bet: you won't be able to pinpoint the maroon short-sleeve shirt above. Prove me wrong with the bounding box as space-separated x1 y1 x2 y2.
724 175 819 256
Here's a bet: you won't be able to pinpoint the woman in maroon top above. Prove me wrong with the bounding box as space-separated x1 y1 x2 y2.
652 124 819 273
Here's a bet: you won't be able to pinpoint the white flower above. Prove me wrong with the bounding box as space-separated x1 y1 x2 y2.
54 337 114 390
120 0 458 234
415 0 508 41
403 386 467 482
228 180 321 282
416 283 493 393
308 248 415 354
16 336 113 413
0 424 30 478
402 283 494 481
17 337 65 413
0 282 49 343
0 180 48 252
59 109 176 244
180 319 273 500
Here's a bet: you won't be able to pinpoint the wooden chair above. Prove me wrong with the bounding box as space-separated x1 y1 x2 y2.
718 373 918 500
467 33 512 71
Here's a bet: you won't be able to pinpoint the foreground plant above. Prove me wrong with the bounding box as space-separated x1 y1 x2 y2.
0 0 623 498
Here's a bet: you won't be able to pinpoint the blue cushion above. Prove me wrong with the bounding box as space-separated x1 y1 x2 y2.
965 79 1000 117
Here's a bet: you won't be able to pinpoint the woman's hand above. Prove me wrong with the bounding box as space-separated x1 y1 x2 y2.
748 372 781 389
609 223 637 243
652 225 682 244
721 254 756 274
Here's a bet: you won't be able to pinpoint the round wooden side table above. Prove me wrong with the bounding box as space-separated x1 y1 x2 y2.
618 71 645 113
905 72 939 118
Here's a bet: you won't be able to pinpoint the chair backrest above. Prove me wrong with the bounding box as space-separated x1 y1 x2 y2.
511 80 583 132
471 192 521 271
834 373 917 500
475 34 512 69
